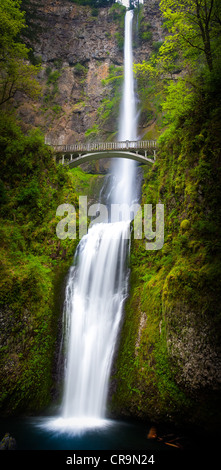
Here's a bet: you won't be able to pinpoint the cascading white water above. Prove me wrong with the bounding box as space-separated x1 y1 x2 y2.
62 221 130 423
44 10 138 434
119 10 137 144
111 9 138 208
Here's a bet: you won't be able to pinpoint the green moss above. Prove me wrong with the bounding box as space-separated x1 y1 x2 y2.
97 65 123 135
141 31 152 42
111 253 191 421
0 115 102 415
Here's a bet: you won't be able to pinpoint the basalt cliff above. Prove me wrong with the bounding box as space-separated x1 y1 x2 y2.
19 0 162 145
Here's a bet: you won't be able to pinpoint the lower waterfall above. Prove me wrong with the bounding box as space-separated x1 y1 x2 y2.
62 221 130 423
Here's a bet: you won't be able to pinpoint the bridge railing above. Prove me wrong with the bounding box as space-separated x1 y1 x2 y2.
49 140 157 153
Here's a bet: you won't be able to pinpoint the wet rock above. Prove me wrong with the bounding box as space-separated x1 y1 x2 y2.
0 433 17 450
147 427 185 449
147 426 157 439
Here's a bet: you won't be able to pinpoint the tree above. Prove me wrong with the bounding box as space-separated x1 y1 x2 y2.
134 0 221 132
159 0 221 72
0 0 41 107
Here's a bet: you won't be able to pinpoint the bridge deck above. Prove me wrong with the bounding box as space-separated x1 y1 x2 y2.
49 139 157 154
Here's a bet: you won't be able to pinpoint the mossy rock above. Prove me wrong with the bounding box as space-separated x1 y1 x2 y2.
180 219 190 232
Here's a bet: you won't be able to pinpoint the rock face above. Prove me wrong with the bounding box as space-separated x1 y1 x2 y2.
18 0 163 145
165 303 221 391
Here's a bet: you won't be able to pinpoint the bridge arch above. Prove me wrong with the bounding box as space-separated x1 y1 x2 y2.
64 150 155 168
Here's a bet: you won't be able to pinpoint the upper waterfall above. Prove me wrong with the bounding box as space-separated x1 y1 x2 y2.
111 10 138 209
119 10 137 142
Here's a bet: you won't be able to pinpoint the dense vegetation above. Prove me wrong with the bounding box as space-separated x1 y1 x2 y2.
0 0 42 107
0 113 102 412
0 0 103 413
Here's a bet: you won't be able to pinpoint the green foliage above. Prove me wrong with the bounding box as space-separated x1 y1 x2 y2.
97 64 123 134
109 2 126 50
0 179 7 205
51 104 62 114
46 69 61 85
159 0 221 72
74 63 88 76
180 219 190 232
109 2 126 22
85 124 99 138
0 0 41 106
135 0 221 137
141 31 152 42
0 113 101 414
43 65 62 109
114 32 124 50
152 41 164 52
17 179 41 207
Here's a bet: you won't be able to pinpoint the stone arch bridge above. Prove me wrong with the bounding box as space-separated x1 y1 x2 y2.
47 140 157 168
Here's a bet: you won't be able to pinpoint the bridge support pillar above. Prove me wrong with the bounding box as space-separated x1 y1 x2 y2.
62 154 65 164
153 150 156 160
70 154 73 161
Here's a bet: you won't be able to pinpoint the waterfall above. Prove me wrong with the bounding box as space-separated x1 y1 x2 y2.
45 10 138 433
61 221 130 424
119 10 137 143
111 9 138 208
